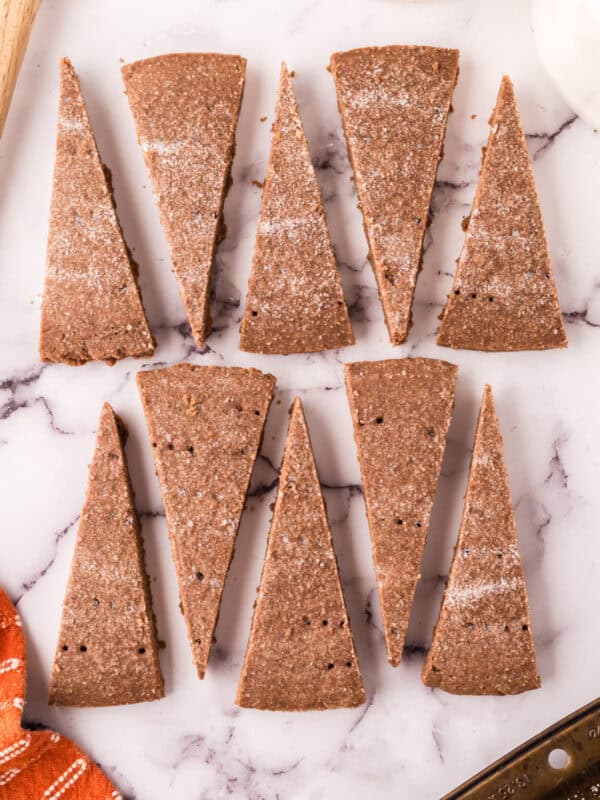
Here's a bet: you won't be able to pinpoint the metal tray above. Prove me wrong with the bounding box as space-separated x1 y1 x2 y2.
443 698 600 799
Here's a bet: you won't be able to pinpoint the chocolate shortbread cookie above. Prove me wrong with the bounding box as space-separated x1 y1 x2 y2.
330 46 459 345
437 77 567 351
49 404 163 706
122 53 246 347
137 363 275 679
240 64 353 354
345 358 457 666
422 386 540 694
236 398 365 710
40 58 154 365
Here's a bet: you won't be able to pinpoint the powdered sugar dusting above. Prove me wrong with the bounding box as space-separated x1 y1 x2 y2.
331 45 458 344
445 576 524 609
40 58 153 364
422 386 539 694
141 138 186 158
123 53 246 345
58 115 86 133
347 86 411 110
438 76 567 350
258 215 318 240
240 64 352 354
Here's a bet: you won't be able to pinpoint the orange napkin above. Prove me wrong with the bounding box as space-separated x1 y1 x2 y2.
0 589 121 799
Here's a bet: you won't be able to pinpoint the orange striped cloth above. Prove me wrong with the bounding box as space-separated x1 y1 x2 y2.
0 589 121 799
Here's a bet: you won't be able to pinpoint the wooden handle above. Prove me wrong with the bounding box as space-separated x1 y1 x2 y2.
0 0 41 139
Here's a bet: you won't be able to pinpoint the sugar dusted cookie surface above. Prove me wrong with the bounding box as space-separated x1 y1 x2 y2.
240 64 353 354
422 386 540 695
437 77 567 351
40 58 154 365
122 53 246 347
330 46 459 345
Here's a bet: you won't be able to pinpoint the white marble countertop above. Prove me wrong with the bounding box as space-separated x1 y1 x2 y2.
1 0 598 797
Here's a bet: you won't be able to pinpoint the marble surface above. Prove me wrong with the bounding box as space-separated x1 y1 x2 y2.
0 0 598 797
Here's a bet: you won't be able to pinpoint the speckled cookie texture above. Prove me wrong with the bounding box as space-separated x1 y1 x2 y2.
345 358 457 667
236 398 365 710
122 53 246 347
437 76 567 351
40 58 154 366
330 46 459 345
422 386 540 695
240 65 353 354
49 403 164 707
137 363 275 679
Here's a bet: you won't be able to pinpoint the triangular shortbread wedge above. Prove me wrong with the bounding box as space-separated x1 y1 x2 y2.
437 77 567 351
236 398 365 710
40 58 154 365
422 386 540 694
49 403 163 706
345 358 457 667
240 64 353 354
137 363 275 679
330 46 459 345
122 53 246 347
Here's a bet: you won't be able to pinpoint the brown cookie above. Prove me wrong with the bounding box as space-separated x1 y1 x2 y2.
422 386 540 695
345 358 457 666
437 77 567 351
240 64 353 354
40 58 154 365
236 398 365 710
137 363 275 679
122 53 246 347
330 46 459 345
49 403 164 706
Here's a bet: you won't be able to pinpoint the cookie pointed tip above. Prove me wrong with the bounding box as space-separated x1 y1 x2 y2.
61 56 81 84
59 57 78 86
391 332 408 346
479 385 498 424
278 61 293 85
498 74 516 101
289 396 305 418
481 383 496 408
98 403 119 434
